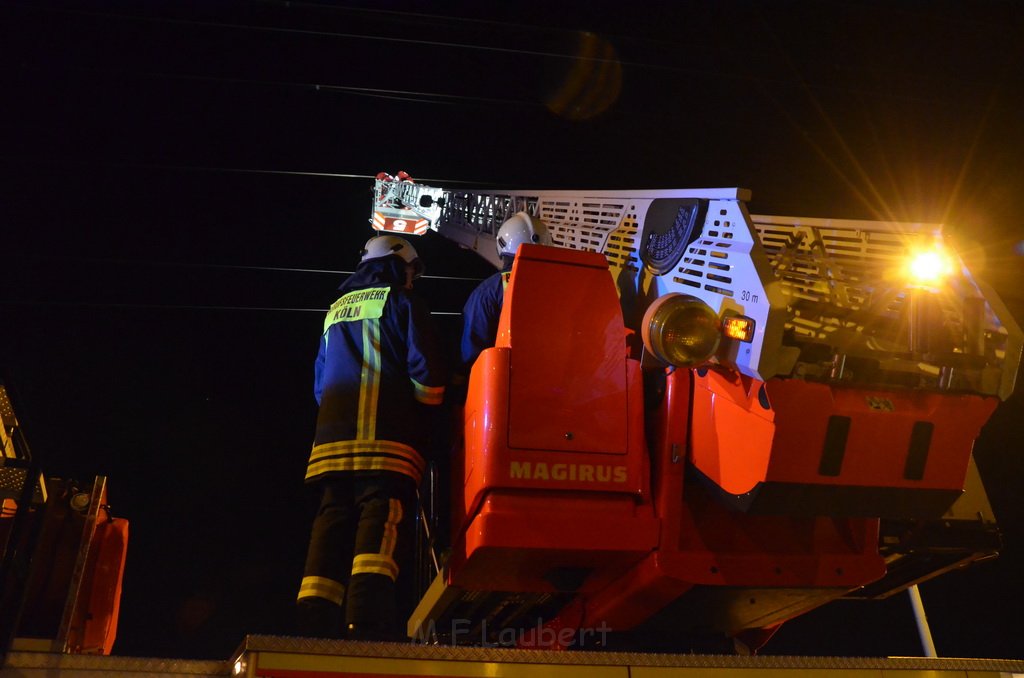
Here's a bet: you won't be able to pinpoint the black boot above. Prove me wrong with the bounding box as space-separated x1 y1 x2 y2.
296 598 343 638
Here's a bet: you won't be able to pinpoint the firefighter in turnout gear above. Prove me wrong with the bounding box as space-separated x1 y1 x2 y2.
457 212 553 379
297 234 446 641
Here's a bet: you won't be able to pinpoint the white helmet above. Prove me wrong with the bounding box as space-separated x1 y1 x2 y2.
496 212 552 258
360 235 424 278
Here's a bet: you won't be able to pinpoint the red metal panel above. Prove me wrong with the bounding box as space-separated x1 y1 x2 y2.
452 246 658 595
689 370 775 496
451 494 657 593
765 380 997 491
687 371 998 501
76 518 129 655
571 368 886 634
500 245 628 455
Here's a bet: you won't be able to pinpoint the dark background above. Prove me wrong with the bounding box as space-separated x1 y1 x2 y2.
2 0 1022 661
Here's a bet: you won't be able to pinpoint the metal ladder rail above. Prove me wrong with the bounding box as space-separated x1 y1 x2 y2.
0 384 48 663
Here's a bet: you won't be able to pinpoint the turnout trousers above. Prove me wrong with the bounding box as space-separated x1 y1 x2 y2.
296 472 416 639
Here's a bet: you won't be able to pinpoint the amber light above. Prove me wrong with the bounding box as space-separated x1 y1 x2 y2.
722 315 755 342
641 293 721 367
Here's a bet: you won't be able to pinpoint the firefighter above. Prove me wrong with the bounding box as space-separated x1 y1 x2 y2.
456 211 553 379
297 234 447 641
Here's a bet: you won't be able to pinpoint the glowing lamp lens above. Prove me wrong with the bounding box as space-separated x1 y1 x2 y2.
722 315 755 342
906 248 954 285
641 293 721 367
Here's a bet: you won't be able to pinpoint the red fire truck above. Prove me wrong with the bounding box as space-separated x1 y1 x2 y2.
2 174 1021 677
374 172 1020 653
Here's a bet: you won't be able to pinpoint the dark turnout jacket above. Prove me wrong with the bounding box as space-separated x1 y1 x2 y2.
306 256 446 485
457 266 512 378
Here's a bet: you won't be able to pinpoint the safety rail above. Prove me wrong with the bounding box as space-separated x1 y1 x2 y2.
0 383 48 662
751 214 1022 400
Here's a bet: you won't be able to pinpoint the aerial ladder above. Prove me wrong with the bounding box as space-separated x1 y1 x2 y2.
371 172 1021 653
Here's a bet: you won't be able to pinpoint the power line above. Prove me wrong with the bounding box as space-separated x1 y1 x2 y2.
2 155 502 188
12 63 541 109
7 0 1020 117
13 0 1018 94
48 256 487 283
9 3 618 65
6 0 867 89
9 4 1014 124
264 0 588 39
0 299 463 316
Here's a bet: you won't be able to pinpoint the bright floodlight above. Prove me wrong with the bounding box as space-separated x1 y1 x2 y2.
906 248 954 285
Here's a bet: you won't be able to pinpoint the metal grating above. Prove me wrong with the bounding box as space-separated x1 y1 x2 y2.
437 190 630 261
441 192 539 240
541 199 626 252
673 213 742 299
0 386 45 504
750 215 940 344
1 387 17 461
0 468 30 498
755 221 914 314
603 212 641 273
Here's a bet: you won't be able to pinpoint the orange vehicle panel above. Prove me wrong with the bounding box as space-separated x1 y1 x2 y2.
453 245 658 595
500 245 628 455
570 368 886 635
686 369 998 516
689 370 775 496
765 379 997 490
73 517 129 654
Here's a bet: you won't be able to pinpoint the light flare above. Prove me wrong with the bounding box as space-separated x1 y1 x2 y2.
906 247 955 286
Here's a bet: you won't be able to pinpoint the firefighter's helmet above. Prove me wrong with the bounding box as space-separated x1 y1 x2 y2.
360 235 424 278
496 212 552 258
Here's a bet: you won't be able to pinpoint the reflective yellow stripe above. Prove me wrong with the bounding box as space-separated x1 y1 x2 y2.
411 379 445 405
351 553 399 581
306 456 422 482
357 319 382 440
380 498 402 558
305 440 425 484
323 287 390 333
297 576 345 605
308 440 425 471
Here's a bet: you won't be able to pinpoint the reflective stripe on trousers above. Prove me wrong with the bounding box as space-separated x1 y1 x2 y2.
297 474 415 632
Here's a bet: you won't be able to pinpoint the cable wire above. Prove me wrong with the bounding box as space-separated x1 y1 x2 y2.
8 3 620 65
0 299 463 316
46 256 487 282
1 155 503 188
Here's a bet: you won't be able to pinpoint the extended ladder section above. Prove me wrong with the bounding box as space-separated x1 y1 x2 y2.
378 180 1017 651
395 183 1020 399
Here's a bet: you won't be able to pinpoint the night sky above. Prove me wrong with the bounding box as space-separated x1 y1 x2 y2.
2 0 1023 661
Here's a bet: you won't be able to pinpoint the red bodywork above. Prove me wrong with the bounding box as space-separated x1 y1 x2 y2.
447 245 999 648
450 245 658 593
